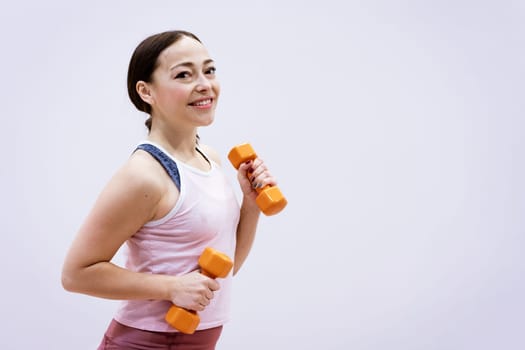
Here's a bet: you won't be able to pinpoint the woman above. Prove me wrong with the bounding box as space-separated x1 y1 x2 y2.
62 30 276 349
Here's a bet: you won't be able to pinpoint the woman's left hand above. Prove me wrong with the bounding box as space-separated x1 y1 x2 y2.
237 158 278 204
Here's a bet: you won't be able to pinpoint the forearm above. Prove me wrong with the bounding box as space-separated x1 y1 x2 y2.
233 197 261 275
62 261 171 301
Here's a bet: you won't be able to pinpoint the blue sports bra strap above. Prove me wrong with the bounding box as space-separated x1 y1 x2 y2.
135 143 181 191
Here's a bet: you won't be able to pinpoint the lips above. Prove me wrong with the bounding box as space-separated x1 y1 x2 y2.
189 97 213 107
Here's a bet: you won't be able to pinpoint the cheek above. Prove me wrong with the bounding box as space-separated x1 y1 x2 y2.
214 82 221 98
158 85 189 105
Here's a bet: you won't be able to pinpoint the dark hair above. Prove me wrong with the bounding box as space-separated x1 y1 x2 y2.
127 30 202 130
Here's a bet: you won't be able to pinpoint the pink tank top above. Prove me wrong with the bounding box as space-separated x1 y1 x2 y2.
114 141 240 332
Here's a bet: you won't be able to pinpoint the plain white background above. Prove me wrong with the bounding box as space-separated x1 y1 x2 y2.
1 0 524 349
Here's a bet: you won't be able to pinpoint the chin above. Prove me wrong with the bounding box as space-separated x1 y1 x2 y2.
199 115 215 126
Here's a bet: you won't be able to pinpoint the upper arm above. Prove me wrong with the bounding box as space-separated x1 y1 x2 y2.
63 156 164 270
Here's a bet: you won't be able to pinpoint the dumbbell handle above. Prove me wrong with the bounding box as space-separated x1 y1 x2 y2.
228 143 287 216
165 248 233 334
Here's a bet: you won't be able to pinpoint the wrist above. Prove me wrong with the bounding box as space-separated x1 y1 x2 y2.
156 274 177 301
241 196 260 212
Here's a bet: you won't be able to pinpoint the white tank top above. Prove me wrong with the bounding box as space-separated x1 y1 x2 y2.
114 141 240 332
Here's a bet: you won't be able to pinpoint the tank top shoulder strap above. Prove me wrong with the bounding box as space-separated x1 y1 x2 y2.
135 143 181 191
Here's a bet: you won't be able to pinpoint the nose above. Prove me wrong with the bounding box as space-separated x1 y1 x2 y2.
195 73 212 92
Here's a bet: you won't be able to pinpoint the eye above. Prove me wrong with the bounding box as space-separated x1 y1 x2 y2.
174 71 191 79
205 66 216 75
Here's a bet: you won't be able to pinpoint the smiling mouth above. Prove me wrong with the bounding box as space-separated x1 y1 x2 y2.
189 98 213 107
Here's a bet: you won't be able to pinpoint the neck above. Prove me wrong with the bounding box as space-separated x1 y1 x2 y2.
147 128 199 160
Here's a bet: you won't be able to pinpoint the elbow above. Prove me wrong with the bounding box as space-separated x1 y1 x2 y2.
232 263 241 276
61 270 75 292
61 267 81 293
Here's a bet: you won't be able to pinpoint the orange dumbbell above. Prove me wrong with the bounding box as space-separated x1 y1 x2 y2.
228 143 287 216
165 247 233 334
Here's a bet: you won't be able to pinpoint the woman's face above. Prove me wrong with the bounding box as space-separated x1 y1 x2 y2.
147 36 220 129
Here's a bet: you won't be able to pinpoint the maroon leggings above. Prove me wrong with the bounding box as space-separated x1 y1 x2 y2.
97 319 223 350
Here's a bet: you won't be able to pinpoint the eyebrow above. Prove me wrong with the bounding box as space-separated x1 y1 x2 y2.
169 59 215 71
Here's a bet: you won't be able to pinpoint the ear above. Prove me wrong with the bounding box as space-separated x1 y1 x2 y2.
136 81 154 105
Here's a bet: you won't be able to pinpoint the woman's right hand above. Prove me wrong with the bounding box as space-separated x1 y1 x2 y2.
168 271 220 311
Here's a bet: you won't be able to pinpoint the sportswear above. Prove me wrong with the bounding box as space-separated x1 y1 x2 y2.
114 141 240 332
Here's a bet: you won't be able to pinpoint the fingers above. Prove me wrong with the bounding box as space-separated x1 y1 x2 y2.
195 279 219 310
208 279 220 291
199 276 217 296
170 272 222 312
204 289 214 301
240 158 277 189
197 296 211 310
248 158 266 178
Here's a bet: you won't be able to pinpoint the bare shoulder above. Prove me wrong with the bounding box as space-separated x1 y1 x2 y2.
199 143 222 166
115 151 164 190
64 151 170 267
94 149 170 226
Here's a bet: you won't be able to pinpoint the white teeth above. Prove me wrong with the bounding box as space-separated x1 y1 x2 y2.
193 99 211 106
